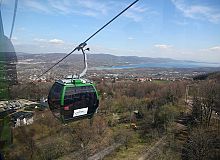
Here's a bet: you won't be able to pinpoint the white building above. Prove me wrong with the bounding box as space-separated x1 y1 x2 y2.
11 111 34 127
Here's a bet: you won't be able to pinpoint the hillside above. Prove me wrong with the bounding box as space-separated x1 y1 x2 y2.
17 52 220 69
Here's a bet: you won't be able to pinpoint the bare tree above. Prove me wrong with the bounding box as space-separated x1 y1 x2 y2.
15 126 36 159
191 81 219 126
182 127 219 160
73 121 94 160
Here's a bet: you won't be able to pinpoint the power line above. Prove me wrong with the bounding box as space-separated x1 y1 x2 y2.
37 0 140 79
9 0 18 39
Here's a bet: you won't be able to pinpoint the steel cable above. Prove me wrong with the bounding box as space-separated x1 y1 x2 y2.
36 0 140 79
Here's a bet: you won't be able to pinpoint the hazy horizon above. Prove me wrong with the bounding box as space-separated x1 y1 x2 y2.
16 52 220 66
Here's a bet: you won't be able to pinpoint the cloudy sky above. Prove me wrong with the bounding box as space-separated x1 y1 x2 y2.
1 0 220 62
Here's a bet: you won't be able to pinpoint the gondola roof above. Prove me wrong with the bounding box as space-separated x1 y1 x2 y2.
55 78 93 86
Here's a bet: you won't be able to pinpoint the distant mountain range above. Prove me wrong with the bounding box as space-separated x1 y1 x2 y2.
16 52 220 69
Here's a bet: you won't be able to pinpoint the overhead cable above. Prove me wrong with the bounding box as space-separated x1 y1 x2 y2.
37 0 140 79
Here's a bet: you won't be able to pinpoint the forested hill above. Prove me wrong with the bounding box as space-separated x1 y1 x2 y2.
16 52 185 64
17 52 220 69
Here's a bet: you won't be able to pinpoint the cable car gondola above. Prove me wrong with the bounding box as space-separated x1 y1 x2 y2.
48 78 99 123
48 44 99 123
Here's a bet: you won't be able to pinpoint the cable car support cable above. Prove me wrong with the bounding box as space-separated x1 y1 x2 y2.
37 0 140 79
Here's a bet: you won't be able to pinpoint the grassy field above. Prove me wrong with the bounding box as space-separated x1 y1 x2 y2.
152 80 170 84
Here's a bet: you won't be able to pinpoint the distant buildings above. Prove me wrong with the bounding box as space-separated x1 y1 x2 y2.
136 78 152 82
0 99 48 127
11 111 34 127
0 99 38 112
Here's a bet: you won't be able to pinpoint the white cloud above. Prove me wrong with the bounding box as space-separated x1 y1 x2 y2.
14 40 73 54
171 0 220 23
33 38 65 45
49 39 64 45
128 37 135 40
201 45 220 52
48 0 71 14
34 38 47 43
131 5 148 13
76 0 109 15
81 10 98 18
22 0 110 18
24 0 51 13
209 46 220 51
124 12 143 22
17 0 156 21
123 5 148 22
154 44 172 49
173 20 188 26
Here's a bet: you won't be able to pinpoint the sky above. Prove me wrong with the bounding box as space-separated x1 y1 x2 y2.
1 0 220 63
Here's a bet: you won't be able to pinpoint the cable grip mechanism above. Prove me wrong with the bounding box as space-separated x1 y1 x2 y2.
75 43 89 78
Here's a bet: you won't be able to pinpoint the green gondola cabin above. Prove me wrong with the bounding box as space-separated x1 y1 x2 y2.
48 78 99 123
